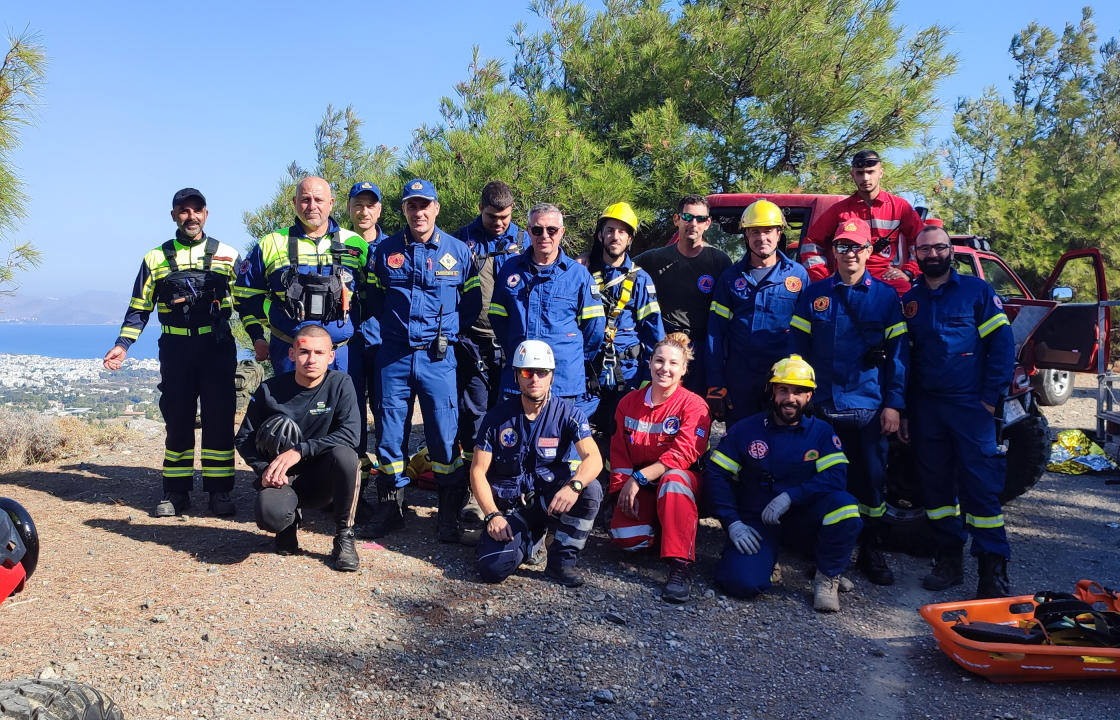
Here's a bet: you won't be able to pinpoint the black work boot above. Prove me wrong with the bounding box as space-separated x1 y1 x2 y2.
358 481 405 539
545 560 584 588
975 552 1011 599
662 559 692 604
275 520 300 556
331 526 359 572
857 544 895 586
154 492 190 518
921 548 964 591
459 491 485 525
436 484 467 543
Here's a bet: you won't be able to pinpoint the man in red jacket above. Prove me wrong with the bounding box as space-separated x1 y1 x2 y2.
800 150 924 295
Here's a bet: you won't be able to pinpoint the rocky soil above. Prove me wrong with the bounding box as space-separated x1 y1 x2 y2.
1 374 1118 720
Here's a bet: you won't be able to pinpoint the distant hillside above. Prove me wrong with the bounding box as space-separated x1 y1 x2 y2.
0 290 127 325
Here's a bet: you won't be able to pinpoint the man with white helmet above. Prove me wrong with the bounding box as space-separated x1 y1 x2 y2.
469 340 603 587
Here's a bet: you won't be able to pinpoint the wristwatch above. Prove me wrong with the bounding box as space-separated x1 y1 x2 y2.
631 469 649 487
483 511 502 524
568 479 584 493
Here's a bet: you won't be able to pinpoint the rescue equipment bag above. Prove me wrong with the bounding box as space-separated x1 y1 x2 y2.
156 237 229 331
279 235 350 324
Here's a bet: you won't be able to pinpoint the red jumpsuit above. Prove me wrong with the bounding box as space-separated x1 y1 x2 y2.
800 190 924 295
608 386 711 560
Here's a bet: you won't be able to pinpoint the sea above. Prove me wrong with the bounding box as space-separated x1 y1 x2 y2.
0 324 161 360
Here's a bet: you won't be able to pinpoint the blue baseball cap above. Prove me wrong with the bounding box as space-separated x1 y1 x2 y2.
348 181 381 201
401 178 438 202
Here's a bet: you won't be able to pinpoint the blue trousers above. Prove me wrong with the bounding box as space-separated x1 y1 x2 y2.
476 479 603 583
714 489 861 598
819 404 887 534
375 343 462 489
726 368 769 425
455 335 502 459
911 396 1010 558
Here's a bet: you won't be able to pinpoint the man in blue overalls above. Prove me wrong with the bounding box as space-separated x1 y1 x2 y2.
900 225 1015 598
707 200 808 424
705 355 861 612
361 179 481 543
470 340 603 587
791 217 908 586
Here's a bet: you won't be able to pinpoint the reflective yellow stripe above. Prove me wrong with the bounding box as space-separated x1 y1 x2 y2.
858 502 886 518
161 325 212 336
978 313 1010 338
710 301 731 319
379 460 405 475
815 452 848 472
233 287 266 298
164 449 195 461
635 301 660 321
129 297 152 311
581 304 605 319
161 468 195 477
965 512 1004 529
488 302 508 318
926 504 960 520
884 321 907 340
119 327 141 340
790 315 812 333
431 457 464 474
710 450 740 474
463 276 481 292
822 504 860 526
201 467 234 476
200 449 234 460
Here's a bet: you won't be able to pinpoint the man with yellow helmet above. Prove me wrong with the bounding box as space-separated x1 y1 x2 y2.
705 355 861 612
706 199 809 423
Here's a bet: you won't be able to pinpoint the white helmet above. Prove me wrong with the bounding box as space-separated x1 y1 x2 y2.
512 340 555 370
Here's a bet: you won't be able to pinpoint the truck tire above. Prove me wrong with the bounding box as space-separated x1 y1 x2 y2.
999 407 1050 503
1032 369 1073 406
0 678 123 720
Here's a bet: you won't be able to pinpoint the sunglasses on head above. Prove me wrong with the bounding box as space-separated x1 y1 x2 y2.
851 158 881 169
679 212 710 223
518 368 552 378
529 225 562 237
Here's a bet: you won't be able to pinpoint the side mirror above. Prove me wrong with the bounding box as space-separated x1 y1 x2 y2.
1050 286 1073 303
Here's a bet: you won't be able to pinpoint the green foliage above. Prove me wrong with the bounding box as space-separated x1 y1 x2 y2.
0 29 46 297
943 7 1120 296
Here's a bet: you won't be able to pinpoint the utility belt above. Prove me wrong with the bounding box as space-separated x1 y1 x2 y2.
278 235 352 324
270 327 349 350
595 342 642 389
161 324 215 337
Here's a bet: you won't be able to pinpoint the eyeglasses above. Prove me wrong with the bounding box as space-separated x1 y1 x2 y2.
679 212 710 223
529 226 562 237
518 368 552 378
834 242 872 255
914 244 952 256
851 158 881 169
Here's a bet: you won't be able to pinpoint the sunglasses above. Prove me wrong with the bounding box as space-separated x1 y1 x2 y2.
679 212 710 223
834 242 872 255
914 244 952 256
529 226 562 237
518 368 552 378
851 158 881 169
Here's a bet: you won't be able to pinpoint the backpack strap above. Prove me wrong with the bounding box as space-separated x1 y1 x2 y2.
202 235 219 272
161 240 180 273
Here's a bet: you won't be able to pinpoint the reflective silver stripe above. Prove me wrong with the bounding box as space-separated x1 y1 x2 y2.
553 530 588 549
565 517 595 532
477 547 519 563
868 218 900 230
658 480 696 504
623 416 665 434
612 467 634 477
800 243 820 253
610 524 654 539
803 256 827 267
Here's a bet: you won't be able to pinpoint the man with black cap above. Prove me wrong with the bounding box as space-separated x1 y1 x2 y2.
104 188 242 517
800 150 924 295
235 324 362 571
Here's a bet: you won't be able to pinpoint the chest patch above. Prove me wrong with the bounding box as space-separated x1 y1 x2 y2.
812 296 830 312
697 274 714 293
499 428 518 448
239 259 251 275
537 437 559 448
309 401 330 416
748 440 769 459
903 300 918 318
785 276 802 293
663 416 681 435
507 274 520 288
803 449 819 462
733 277 748 291
387 252 405 269
438 252 457 270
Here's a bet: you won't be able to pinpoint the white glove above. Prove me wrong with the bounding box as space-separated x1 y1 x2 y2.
761 492 791 526
728 520 762 555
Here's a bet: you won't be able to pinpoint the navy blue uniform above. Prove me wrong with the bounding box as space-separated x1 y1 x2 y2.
902 269 1014 557
453 218 526 461
705 413 861 598
791 272 908 526
706 252 807 421
348 223 387 462
366 226 481 489
474 396 602 583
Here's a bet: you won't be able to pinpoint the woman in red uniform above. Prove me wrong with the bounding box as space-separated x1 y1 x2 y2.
608 332 712 603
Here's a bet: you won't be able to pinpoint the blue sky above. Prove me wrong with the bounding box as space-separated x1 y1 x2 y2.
4 1 1117 299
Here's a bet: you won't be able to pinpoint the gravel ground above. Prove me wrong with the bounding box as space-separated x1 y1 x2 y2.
1 374 1119 720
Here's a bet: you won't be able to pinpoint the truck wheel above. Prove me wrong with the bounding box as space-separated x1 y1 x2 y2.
1032 369 1073 406
0 678 123 720
999 408 1050 503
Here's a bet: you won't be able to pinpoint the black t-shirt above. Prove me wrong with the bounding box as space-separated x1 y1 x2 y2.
635 244 732 338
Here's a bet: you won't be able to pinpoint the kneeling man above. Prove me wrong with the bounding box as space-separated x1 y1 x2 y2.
235 325 362 571
470 340 603 587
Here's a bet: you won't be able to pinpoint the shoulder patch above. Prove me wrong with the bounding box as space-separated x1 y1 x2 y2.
992 295 1003 309
387 252 405 269
748 440 769 459
903 300 918 318
832 435 843 450
697 274 714 293
803 449 819 461
785 276 803 293
238 259 251 275
695 426 706 438
812 296 830 312
733 277 748 291
507 273 520 288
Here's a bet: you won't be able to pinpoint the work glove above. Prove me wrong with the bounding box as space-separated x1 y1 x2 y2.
706 387 730 421
585 360 601 396
761 492 791 526
727 520 761 555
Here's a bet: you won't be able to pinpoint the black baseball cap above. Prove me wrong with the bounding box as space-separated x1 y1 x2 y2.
851 150 881 168
172 187 206 207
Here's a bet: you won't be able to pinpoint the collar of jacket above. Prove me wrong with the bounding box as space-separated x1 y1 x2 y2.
404 227 442 247
288 216 341 239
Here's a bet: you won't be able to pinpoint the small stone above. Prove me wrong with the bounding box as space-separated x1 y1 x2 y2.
820 664 830 672
201 632 210 642
473 618 487 626
140 599 153 610
703 589 715 599
604 612 627 626
592 689 616 704
38 666 58 680
151 614 169 623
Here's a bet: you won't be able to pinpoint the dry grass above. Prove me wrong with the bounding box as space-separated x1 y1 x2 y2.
0 409 137 471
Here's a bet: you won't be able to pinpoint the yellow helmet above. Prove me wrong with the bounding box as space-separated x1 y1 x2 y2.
739 199 785 230
769 354 816 389
598 202 639 235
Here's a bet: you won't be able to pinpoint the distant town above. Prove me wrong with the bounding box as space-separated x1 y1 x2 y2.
0 354 162 420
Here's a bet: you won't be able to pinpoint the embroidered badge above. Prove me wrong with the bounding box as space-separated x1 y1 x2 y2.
785 276 803 293
538 437 559 448
438 252 457 270
733 277 748 291
844 222 858 232
507 274 520 288
411 181 423 191
748 440 769 459
663 416 681 435
500 428 518 448
387 252 405 269
697 274 714 293
309 401 330 416
803 449 819 462
993 296 1003 309
833 435 843 450
903 301 918 318
238 259 251 275
695 427 706 438
813 296 830 312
